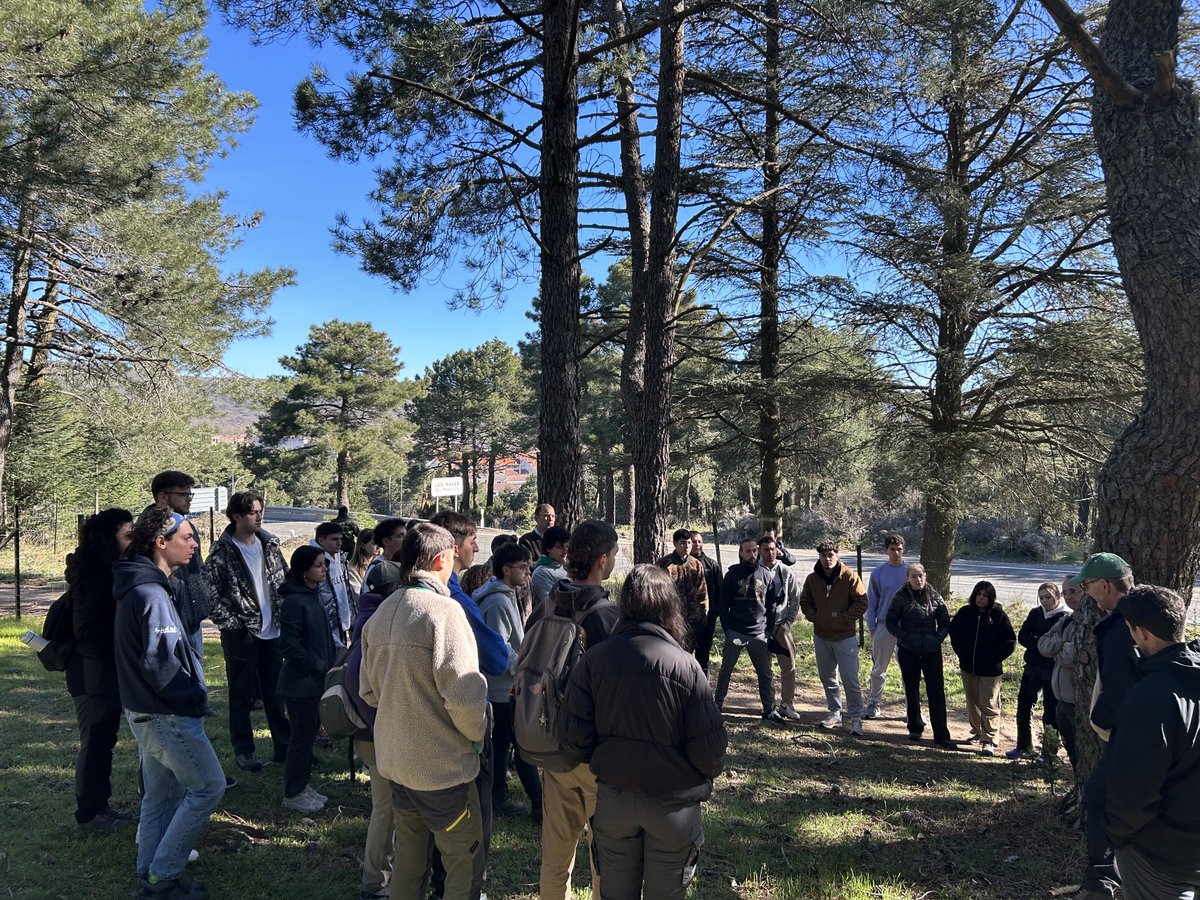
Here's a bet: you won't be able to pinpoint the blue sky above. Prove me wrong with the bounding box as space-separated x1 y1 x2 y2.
202 18 540 379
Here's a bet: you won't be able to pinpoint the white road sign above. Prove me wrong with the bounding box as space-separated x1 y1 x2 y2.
430 476 463 497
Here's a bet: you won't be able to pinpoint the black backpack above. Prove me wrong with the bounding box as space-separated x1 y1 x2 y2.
37 591 76 672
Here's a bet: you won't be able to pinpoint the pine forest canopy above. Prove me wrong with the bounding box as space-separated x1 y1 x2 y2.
5 0 1191 603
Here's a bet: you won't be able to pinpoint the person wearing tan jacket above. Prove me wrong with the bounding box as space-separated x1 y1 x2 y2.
359 522 489 900
800 541 869 735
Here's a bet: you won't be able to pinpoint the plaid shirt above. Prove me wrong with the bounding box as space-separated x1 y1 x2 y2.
656 551 709 622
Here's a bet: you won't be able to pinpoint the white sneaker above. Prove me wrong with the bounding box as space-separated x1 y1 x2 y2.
187 849 199 864
303 785 328 804
778 704 802 722
282 791 324 814
819 711 842 729
849 718 863 736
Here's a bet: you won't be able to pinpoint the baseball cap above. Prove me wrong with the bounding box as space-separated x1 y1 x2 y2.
1069 552 1131 585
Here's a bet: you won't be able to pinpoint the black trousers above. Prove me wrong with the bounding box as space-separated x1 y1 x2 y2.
73 691 122 822
692 609 719 676
491 700 542 807
714 634 775 715
1016 666 1058 751
219 629 290 760
1083 747 1119 895
896 646 950 742
592 783 703 900
283 695 320 798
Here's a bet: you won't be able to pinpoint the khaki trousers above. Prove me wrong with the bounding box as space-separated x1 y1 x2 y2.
356 740 395 895
961 672 1003 743
773 624 797 706
540 763 600 900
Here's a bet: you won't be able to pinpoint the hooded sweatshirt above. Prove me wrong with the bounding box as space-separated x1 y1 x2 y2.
719 561 768 638
527 580 620 650
530 555 567 609
472 577 524 702
113 555 207 718
1104 642 1200 883
800 561 868 641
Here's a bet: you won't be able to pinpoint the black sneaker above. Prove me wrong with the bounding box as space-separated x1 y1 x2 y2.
235 753 263 772
80 810 129 833
103 805 133 821
908 732 923 742
132 876 207 898
494 798 530 816
224 775 238 789
762 709 787 725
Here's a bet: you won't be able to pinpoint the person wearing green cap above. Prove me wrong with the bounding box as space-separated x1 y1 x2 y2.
1072 551 1138 900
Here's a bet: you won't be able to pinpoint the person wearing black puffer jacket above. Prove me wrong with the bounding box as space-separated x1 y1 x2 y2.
565 565 727 900
276 546 338 815
67 507 134 833
1007 581 1069 760
949 581 1017 755
886 563 953 747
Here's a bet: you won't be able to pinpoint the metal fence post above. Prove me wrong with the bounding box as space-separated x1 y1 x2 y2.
14 504 21 619
856 543 864 648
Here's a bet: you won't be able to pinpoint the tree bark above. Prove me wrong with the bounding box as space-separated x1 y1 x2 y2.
538 0 584 528
336 448 351 508
1071 597 1106 785
0 195 35 521
486 446 496 508
757 0 784 537
1086 0 1200 600
630 0 686 563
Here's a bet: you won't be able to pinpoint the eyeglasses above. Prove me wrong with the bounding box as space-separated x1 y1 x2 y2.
1079 578 1100 591
168 491 195 500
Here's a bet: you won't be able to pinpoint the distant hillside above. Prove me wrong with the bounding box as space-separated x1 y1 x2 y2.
189 376 271 436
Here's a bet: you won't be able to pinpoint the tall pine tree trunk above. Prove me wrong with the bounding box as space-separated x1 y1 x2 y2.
631 0 686 562
757 0 783 536
1088 0 1200 599
336 448 351 508
538 0 584 527
0 196 35 521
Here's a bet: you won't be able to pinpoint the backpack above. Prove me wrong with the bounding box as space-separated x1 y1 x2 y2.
37 591 76 672
318 650 366 739
512 601 592 773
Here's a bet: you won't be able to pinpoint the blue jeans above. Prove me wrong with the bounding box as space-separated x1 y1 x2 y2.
126 711 225 881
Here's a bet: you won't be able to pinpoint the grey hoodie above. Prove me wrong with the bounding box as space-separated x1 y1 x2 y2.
472 578 523 702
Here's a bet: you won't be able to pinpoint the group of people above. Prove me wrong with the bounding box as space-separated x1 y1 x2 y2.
50 480 1200 900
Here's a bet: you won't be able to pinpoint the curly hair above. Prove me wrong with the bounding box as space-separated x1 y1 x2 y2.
126 505 180 558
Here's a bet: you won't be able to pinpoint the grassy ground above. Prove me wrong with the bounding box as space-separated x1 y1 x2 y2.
1 615 1087 900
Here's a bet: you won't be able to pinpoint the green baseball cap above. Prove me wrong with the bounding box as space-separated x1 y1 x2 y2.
1069 552 1131 585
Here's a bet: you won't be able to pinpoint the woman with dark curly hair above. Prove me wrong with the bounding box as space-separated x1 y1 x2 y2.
114 505 224 899
65 507 134 833
565 564 728 899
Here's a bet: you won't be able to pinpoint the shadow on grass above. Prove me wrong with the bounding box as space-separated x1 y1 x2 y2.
1 617 1081 899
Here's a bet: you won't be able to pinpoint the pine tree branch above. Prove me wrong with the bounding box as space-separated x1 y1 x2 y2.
1037 0 1143 108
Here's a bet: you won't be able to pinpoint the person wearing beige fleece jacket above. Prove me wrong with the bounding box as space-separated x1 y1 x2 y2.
359 522 489 900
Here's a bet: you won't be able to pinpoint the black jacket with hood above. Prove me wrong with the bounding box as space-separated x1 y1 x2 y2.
1104 642 1200 883
1018 605 1070 675
565 618 727 802
66 548 119 697
113 555 207 718
276 578 338 698
527 580 620 650
949 599 1017 676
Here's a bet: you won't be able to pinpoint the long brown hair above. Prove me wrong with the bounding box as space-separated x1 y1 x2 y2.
619 564 690 648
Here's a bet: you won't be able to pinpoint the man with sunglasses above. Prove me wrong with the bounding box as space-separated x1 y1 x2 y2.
151 472 213 660
1071 552 1138 900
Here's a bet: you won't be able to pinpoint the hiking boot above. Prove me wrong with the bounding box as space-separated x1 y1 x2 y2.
235 753 263 772
762 709 787 725
495 797 530 816
862 702 880 719
778 704 803 722
132 876 207 899
282 791 324 814
819 711 842 730
849 718 864 737
80 810 129 833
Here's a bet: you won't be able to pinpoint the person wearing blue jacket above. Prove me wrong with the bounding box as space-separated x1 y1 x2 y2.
114 506 225 900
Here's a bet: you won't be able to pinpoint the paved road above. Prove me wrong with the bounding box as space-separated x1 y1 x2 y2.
4 519 1197 626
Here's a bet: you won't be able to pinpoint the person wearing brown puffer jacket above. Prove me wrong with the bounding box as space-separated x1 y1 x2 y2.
799 541 868 735
565 565 727 900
